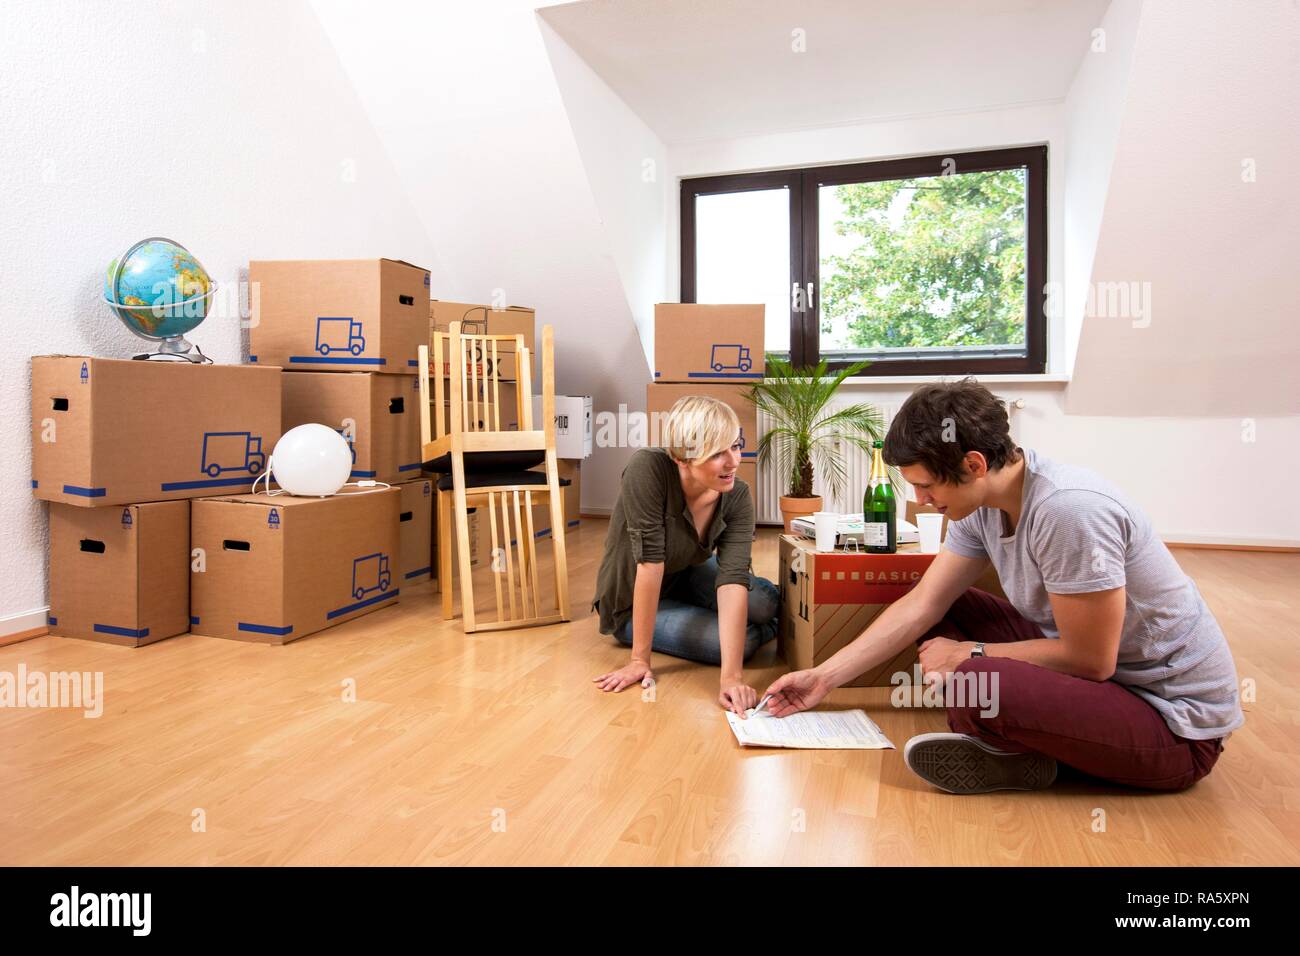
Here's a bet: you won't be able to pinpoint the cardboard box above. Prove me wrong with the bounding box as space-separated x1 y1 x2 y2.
778 534 935 687
48 500 190 646
645 383 758 470
398 478 433 584
282 372 421 483
431 501 487 585
527 459 581 539
191 487 400 644
654 304 765 384
249 259 429 374
431 301 535 381
31 357 281 507
532 395 592 459
738 460 757 499
459 505 488 568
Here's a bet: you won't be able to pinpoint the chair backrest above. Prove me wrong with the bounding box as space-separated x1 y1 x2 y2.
419 321 557 449
431 324 529 438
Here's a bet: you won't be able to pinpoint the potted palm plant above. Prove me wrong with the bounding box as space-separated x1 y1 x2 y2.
745 356 901 532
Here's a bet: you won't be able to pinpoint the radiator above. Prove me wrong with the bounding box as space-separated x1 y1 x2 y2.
753 403 900 525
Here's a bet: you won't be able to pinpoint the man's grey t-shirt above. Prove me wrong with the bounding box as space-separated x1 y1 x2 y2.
943 447 1244 741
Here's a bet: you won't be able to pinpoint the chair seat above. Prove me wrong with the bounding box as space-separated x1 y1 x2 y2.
423 449 546 474
436 471 572 492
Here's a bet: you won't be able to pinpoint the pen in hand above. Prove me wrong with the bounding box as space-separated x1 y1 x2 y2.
750 694 773 719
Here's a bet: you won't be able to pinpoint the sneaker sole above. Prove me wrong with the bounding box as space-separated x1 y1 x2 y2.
904 733 1057 794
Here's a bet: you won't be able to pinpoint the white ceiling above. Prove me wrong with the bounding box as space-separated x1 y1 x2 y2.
540 0 1112 144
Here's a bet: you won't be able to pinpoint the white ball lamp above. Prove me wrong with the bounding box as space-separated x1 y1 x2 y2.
268 424 353 497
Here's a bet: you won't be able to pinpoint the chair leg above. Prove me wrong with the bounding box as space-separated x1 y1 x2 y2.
451 459 477 632
438 488 454 620
545 453 571 621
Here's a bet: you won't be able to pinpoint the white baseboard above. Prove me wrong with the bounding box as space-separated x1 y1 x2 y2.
1 607 50 639
1161 532 1299 550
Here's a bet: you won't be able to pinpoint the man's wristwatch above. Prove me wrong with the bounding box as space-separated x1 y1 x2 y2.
970 642 986 658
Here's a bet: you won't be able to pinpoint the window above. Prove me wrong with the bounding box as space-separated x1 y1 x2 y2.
680 146 1047 375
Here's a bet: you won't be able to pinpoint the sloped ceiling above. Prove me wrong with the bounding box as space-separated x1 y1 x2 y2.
1066 0 1300 415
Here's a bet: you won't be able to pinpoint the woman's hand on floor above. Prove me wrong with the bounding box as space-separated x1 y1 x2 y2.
718 679 759 717
594 659 654 693
762 669 830 717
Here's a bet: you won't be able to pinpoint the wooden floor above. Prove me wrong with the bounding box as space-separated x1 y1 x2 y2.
2 519 1297 866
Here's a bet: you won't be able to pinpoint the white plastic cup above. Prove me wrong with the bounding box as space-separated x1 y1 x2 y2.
813 511 838 552
917 512 945 554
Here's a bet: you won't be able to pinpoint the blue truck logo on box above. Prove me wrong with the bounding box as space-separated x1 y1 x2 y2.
268 508 280 529
201 432 265 478
710 344 753 372
352 553 392 600
316 316 366 357
121 508 132 529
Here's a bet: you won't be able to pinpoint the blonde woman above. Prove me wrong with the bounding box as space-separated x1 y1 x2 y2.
591 396 780 715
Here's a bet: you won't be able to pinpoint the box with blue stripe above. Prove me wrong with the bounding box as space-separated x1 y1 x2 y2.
281 371 421 484
248 258 428 375
190 486 400 644
397 479 433 585
653 303 765 383
31 356 281 508
48 499 190 647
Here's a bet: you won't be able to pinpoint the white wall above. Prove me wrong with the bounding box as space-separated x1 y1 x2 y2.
0 0 449 627
1068 0 1300 418
538 19 669 368
1061 0 1142 374
311 0 656 532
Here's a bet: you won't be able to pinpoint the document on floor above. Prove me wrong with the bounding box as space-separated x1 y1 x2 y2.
725 708 895 750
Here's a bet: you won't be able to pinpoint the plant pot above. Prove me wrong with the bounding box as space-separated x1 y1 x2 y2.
779 495 823 533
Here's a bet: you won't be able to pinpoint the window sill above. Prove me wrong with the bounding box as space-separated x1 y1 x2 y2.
837 373 1070 386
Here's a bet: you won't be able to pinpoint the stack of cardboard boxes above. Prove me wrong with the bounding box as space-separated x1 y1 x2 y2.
33 274 587 648
33 358 282 646
193 258 433 644
32 260 438 648
646 304 764 491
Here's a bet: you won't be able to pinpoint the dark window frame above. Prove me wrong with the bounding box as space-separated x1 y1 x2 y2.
680 145 1048 376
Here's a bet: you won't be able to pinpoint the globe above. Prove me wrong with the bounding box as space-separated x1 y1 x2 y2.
104 237 215 362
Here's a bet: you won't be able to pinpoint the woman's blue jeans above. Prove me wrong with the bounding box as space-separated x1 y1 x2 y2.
614 555 780 665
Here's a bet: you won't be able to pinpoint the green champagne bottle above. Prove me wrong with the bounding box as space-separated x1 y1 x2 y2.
863 440 896 554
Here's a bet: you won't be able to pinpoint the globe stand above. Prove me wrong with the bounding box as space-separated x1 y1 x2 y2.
132 336 213 364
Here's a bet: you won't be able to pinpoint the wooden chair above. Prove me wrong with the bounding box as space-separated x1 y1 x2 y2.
418 322 571 632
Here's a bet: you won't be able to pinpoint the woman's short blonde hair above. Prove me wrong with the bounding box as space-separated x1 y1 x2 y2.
661 395 740 464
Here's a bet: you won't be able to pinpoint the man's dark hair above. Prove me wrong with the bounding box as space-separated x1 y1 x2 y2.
882 377 1021 485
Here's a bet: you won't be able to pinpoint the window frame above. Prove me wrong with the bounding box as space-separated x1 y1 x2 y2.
680 145 1048 376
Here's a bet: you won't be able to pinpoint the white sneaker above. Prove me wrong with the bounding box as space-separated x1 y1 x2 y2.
903 732 1057 795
